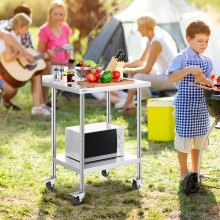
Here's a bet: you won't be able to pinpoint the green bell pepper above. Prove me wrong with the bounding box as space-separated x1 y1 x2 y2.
100 71 113 83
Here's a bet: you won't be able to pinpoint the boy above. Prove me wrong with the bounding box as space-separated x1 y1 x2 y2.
166 20 214 180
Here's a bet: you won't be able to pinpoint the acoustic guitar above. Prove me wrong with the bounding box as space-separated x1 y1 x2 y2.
0 44 73 88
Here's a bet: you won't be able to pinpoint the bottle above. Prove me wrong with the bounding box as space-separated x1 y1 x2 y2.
52 65 58 80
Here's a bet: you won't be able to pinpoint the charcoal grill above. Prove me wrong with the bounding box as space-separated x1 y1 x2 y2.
204 84 220 120
184 84 220 195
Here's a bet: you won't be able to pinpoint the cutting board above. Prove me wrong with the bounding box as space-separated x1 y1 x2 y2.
77 78 134 88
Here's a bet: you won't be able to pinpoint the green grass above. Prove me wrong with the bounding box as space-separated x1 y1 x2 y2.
0 83 220 219
1 1 220 219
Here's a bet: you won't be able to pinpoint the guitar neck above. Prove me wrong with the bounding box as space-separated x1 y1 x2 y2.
34 47 64 61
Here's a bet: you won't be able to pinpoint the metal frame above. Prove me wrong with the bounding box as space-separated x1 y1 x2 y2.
197 118 219 182
42 76 150 203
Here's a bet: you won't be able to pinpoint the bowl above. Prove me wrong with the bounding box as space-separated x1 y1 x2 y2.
75 66 103 79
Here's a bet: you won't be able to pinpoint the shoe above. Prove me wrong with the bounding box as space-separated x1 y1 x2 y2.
41 104 51 112
31 106 51 116
3 101 22 111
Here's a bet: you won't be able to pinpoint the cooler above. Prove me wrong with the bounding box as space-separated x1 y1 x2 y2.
147 97 175 141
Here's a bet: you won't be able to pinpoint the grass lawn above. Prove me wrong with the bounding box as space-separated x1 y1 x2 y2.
0 82 219 219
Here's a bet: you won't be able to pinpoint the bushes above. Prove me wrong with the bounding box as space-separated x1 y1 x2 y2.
0 0 131 55
0 0 52 26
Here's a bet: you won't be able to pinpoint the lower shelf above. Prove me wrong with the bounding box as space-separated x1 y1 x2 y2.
53 153 140 174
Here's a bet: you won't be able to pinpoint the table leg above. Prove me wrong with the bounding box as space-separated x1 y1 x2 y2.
197 118 218 182
52 87 56 179
132 88 142 190
136 88 141 180
106 91 111 124
45 87 57 190
79 94 85 195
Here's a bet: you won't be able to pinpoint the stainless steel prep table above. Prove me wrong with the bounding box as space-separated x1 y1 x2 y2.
42 75 151 204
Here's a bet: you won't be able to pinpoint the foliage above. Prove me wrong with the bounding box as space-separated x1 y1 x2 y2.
65 0 131 55
188 0 220 10
0 0 131 57
0 0 53 26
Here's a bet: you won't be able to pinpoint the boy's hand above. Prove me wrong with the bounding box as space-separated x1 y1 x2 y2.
188 66 214 86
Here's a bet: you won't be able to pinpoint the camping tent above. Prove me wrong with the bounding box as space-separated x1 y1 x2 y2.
84 0 220 74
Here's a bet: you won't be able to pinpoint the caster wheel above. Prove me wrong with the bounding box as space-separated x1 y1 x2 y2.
183 172 200 195
101 170 109 177
73 196 83 205
132 179 140 190
46 181 54 190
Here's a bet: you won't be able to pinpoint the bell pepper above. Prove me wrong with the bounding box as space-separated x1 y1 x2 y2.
100 71 113 83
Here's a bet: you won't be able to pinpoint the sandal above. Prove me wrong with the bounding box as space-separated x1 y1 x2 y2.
41 104 51 112
1 92 21 111
46 101 59 110
31 106 51 116
2 100 21 111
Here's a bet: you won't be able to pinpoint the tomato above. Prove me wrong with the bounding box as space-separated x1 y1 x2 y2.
210 74 216 80
93 72 100 81
86 74 96 82
217 75 220 84
79 61 84 66
112 71 120 80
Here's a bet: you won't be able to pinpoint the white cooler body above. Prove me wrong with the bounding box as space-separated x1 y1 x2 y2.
65 122 124 162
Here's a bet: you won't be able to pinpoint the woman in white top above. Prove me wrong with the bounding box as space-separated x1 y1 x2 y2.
122 15 176 112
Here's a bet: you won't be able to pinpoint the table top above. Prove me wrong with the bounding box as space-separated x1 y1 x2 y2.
42 75 151 94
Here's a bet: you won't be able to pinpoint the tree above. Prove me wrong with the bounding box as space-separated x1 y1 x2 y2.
65 0 119 55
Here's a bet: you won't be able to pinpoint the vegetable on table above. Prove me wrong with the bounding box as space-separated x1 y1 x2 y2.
86 74 96 82
112 71 120 80
217 75 220 84
100 71 113 83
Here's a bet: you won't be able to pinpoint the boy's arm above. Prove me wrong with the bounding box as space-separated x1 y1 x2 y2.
168 66 201 83
168 66 213 85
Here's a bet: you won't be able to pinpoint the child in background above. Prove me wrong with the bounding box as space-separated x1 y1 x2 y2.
166 20 214 181
0 14 31 61
8 13 50 115
0 28 34 105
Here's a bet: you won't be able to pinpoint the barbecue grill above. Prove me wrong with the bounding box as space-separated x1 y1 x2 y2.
183 84 220 195
204 84 220 120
